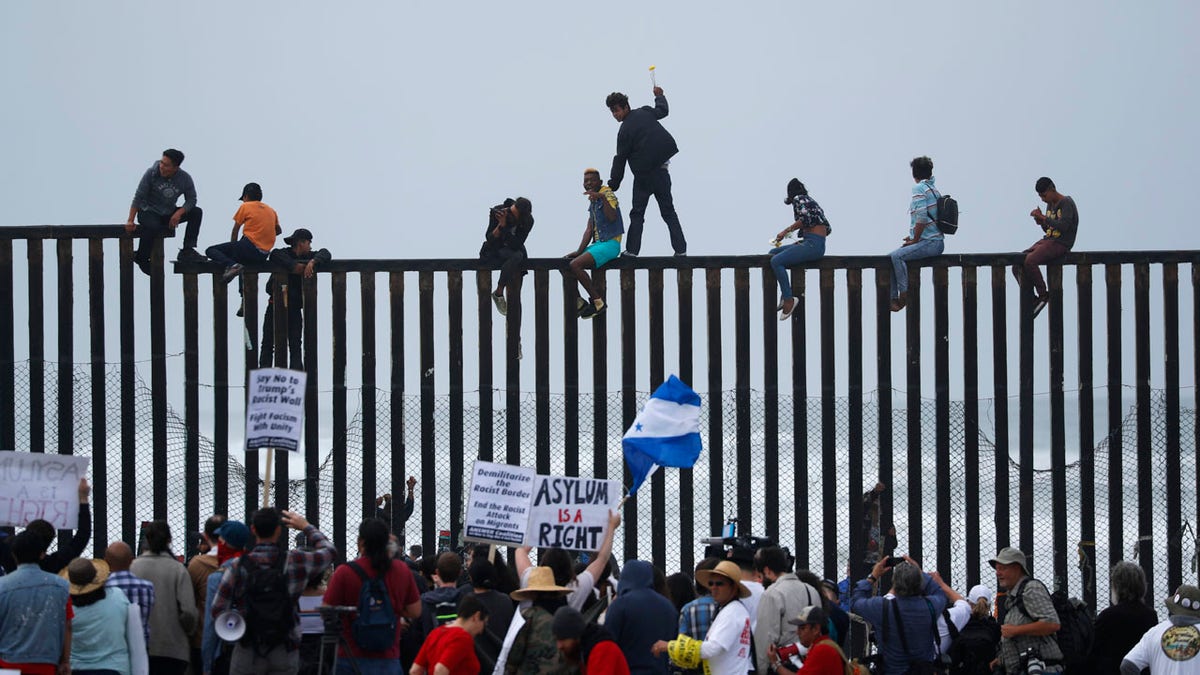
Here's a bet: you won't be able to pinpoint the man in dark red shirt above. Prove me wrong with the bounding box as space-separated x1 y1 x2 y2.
767 605 850 675
411 594 490 675
553 606 630 675
323 518 423 668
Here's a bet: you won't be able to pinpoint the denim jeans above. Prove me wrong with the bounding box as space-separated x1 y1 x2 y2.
888 237 944 299
769 234 826 301
206 236 268 268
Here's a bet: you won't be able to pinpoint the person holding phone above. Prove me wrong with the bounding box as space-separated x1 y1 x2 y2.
850 555 948 675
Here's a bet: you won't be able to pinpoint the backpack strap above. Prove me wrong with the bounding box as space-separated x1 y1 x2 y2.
347 560 369 582
889 598 911 656
941 606 960 642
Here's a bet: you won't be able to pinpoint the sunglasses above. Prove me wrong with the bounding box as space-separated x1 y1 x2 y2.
707 579 730 588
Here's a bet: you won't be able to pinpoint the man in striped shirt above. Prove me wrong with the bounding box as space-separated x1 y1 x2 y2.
104 540 156 647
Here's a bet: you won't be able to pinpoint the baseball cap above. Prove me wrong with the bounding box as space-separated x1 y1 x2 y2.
788 605 827 627
284 228 314 246
239 182 263 201
214 520 250 550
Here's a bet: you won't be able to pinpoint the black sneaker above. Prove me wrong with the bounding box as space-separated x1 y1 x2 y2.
135 259 151 277
235 299 244 318
221 264 244 284
620 251 638 258
176 248 207 263
673 251 688 257
575 296 588 317
580 298 606 319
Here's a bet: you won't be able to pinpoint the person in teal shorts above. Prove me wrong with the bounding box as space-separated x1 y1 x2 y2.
565 168 625 318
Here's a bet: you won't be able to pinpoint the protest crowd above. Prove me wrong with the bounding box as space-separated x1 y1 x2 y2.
0 475 1194 675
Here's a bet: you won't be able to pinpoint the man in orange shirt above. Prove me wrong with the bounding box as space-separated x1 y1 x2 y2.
205 182 280 285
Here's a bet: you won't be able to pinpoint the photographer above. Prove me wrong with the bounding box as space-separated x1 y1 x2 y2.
478 197 534 316
989 547 1062 674
849 555 947 675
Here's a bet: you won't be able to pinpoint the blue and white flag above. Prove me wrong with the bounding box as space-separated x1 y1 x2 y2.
622 375 703 496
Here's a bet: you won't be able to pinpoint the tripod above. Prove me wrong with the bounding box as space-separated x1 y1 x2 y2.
317 606 362 675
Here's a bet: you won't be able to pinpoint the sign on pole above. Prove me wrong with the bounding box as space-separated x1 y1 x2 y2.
463 462 619 552
246 368 307 452
525 474 619 550
464 462 537 546
0 451 90 529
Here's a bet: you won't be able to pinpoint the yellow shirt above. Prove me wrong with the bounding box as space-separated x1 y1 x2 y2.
233 201 279 251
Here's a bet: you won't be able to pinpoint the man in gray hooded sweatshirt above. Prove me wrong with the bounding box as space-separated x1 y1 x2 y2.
604 560 676 674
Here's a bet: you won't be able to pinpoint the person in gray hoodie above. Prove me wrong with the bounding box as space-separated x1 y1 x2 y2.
604 560 677 674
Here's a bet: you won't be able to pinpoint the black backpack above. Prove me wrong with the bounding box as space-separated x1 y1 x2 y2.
239 552 295 650
928 186 959 235
347 561 397 652
1011 579 1094 669
945 614 1000 675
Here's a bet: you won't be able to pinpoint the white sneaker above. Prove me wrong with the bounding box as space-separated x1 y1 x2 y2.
492 293 507 316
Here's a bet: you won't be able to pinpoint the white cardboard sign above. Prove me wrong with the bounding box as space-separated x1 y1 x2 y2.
464 461 537 546
463 461 619 552
245 368 307 452
525 474 619 550
0 451 90 529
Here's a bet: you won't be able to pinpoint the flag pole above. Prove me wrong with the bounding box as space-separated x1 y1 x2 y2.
262 447 274 507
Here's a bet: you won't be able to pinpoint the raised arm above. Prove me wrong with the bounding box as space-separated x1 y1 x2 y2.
584 510 622 581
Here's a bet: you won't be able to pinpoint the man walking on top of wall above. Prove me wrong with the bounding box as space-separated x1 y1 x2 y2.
606 86 687 257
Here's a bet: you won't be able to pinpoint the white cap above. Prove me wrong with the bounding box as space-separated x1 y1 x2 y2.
967 584 993 603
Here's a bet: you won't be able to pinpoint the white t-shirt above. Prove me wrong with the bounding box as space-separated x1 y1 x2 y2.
1124 617 1200 673
701 599 753 675
742 581 764 632
492 568 596 673
936 599 972 653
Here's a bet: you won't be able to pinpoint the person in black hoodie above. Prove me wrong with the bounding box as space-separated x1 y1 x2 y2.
257 227 332 369
479 197 534 317
606 87 687 257
605 559 677 674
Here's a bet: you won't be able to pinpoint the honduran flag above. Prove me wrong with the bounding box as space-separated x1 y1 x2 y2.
622 375 703 496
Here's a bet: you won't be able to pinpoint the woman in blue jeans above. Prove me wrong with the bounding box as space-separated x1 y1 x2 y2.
889 156 945 311
770 178 830 320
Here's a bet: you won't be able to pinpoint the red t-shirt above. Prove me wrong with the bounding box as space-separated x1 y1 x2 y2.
413 625 480 675
584 640 630 675
800 639 847 675
323 557 421 658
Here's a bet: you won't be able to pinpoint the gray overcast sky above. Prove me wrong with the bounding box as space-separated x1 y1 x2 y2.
1 4 1196 576
0 1 1197 464
3 1 1198 257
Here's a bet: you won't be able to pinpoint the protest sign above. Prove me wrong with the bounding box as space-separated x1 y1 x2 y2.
0 451 90 529
525 474 619 551
464 462 537 546
245 368 307 452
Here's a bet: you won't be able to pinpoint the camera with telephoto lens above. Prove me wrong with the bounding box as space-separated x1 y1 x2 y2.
1019 648 1046 675
776 642 801 662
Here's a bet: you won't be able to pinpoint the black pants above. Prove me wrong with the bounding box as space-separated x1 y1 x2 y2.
135 206 203 262
625 166 686 255
260 300 304 369
481 245 528 290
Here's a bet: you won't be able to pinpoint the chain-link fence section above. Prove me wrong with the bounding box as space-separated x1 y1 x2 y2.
10 359 1195 609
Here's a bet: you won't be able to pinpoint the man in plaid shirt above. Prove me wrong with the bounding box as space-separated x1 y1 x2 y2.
675 557 721 675
104 540 155 647
211 508 335 674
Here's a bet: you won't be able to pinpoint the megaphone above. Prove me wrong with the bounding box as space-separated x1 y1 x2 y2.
214 610 246 642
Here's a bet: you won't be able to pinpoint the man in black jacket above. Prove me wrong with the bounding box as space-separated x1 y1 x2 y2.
258 228 331 370
606 87 687 257
478 197 534 316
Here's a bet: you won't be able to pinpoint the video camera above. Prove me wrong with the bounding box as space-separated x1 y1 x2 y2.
700 518 783 562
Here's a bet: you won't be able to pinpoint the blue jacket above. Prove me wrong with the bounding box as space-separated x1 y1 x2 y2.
605 560 676 674
0 563 71 665
851 575 948 675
